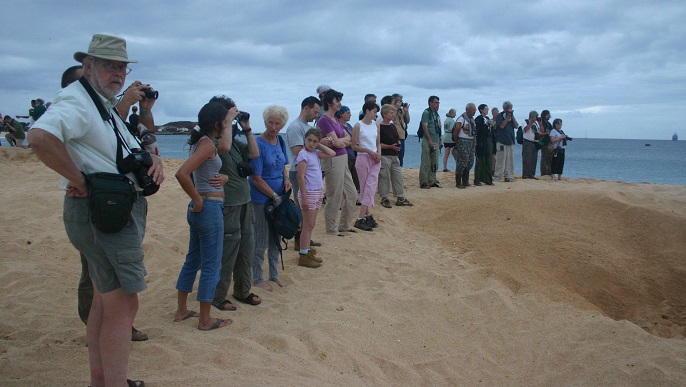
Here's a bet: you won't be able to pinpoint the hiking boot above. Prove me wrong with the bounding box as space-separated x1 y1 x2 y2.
381 197 392 208
309 249 323 263
366 214 379 228
131 327 148 342
395 197 413 206
354 218 373 231
298 252 322 268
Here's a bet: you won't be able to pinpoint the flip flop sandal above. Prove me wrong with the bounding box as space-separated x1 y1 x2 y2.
212 299 237 311
235 293 262 306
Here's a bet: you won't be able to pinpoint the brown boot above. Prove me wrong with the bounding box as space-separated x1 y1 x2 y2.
298 251 322 268
308 248 322 263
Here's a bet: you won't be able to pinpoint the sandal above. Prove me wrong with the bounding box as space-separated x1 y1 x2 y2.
381 198 392 208
235 292 262 306
212 299 237 311
127 379 145 387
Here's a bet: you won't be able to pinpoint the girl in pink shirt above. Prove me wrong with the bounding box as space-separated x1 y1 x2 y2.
295 128 335 267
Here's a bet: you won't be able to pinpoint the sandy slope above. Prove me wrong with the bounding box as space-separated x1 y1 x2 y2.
1 148 684 386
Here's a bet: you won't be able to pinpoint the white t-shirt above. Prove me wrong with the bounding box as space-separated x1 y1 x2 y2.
550 128 565 149
456 115 474 139
523 119 539 142
33 80 140 189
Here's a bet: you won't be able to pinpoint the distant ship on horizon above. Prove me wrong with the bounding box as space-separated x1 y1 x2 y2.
673 132 678 141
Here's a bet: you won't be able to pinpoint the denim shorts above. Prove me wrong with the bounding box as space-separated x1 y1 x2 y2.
64 195 147 294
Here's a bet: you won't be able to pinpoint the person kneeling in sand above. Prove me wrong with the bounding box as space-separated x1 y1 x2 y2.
295 128 336 267
3 115 26 147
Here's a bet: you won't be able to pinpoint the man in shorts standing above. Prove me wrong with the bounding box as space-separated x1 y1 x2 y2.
28 34 163 387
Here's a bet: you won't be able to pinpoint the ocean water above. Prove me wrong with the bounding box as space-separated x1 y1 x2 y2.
155 135 686 185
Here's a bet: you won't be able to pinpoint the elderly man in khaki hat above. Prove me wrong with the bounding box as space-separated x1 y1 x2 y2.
28 33 163 387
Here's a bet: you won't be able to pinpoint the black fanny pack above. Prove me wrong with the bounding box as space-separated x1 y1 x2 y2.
85 172 138 233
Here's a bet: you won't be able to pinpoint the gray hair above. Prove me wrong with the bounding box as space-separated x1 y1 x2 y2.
529 110 539 118
502 101 513 110
262 105 289 127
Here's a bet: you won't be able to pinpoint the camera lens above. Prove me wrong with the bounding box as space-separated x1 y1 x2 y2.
143 88 158 100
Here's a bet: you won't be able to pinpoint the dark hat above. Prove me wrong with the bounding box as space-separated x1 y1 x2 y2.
74 34 138 63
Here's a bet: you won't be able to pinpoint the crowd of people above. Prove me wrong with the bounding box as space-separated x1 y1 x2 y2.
24 33 572 386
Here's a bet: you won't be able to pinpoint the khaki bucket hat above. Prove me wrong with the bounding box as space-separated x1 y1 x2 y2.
74 34 138 63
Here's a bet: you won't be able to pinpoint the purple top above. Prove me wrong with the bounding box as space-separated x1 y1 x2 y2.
317 115 347 157
295 148 323 191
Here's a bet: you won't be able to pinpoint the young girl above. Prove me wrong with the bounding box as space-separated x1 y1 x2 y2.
295 128 336 267
352 101 382 231
174 102 237 331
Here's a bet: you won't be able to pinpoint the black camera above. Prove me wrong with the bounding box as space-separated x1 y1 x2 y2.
232 111 251 135
566 136 573 141
235 111 250 122
236 161 254 178
142 88 158 100
117 149 160 196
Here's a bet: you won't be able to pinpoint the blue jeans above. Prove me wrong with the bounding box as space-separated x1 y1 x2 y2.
176 200 223 302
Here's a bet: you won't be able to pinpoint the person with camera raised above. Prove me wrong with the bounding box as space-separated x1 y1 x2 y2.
28 33 163 387
391 94 410 167
494 100 518 182
206 96 263 311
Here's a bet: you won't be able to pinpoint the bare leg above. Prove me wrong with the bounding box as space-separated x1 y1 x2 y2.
197 301 231 330
443 148 451 171
88 287 137 387
174 290 200 321
299 208 316 251
254 281 273 292
358 204 369 219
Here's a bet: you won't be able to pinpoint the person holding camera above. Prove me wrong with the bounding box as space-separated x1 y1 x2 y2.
3 115 25 147
391 94 410 167
59 64 150 342
550 118 570 180
494 101 518 182
205 96 263 311
250 105 291 292
174 102 234 332
28 34 163 387
521 110 540 180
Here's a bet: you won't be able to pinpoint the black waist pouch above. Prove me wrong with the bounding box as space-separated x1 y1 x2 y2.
85 172 137 233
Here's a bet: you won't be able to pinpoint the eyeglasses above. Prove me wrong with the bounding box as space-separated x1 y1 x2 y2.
96 59 132 75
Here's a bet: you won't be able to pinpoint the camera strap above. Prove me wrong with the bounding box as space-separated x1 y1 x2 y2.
78 76 143 163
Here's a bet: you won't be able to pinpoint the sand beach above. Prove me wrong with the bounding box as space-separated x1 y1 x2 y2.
1 147 685 386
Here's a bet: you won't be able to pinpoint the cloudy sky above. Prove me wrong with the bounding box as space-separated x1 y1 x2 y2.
2 0 685 140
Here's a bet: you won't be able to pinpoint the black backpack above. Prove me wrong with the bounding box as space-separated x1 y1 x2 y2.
265 189 302 268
